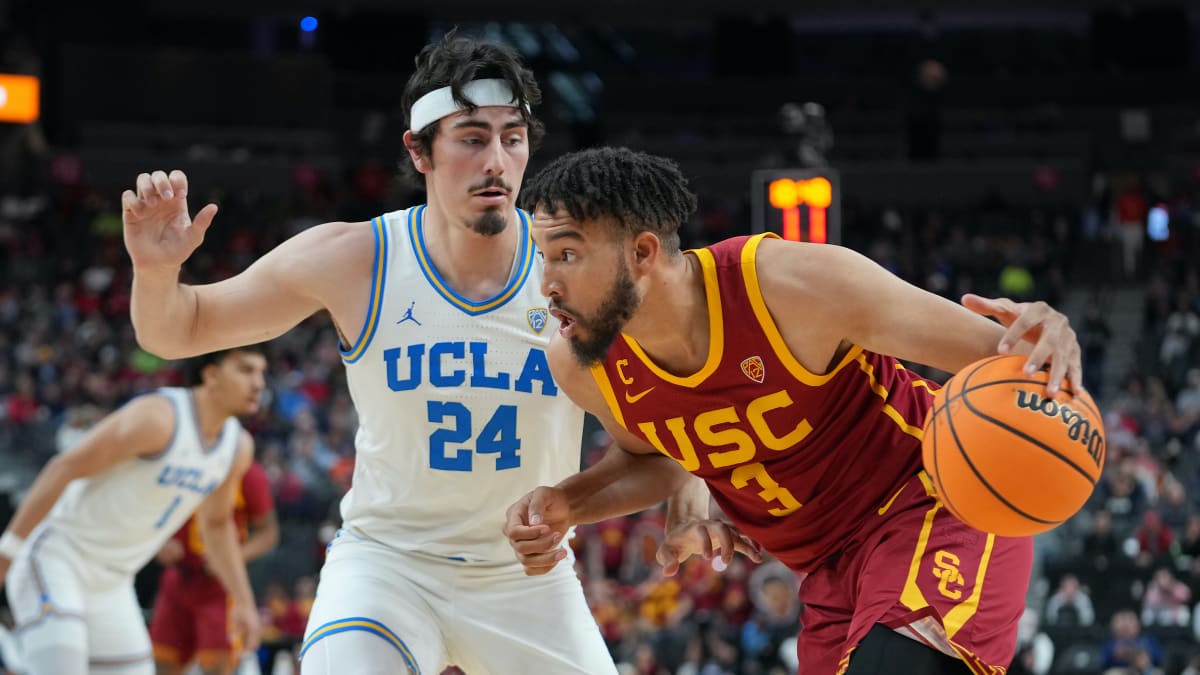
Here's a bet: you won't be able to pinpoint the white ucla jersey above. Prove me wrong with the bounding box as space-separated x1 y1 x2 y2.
338 205 584 562
44 387 242 575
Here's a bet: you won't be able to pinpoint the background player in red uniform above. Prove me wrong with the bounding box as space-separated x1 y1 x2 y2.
504 147 1085 675
150 355 279 675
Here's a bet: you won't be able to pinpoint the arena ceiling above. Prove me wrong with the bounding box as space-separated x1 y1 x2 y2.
139 0 1183 18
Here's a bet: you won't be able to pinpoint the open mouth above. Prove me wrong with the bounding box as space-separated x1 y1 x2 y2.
550 308 576 336
474 189 507 199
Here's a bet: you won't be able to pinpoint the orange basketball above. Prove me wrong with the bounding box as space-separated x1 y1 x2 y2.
922 354 1106 537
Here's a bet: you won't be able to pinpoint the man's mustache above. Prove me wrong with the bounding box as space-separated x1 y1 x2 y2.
468 176 513 193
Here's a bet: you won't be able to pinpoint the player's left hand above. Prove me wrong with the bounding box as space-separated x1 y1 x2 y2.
961 294 1082 396
229 601 262 652
657 518 763 576
122 169 218 272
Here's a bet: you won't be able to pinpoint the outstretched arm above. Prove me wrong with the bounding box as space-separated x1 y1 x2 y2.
196 432 261 651
756 238 1082 394
122 170 371 358
0 395 175 588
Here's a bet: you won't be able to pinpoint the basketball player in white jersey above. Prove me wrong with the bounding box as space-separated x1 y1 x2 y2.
0 347 265 675
118 33 726 674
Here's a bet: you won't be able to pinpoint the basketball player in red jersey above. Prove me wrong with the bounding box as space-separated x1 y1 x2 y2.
150 453 278 675
504 147 1084 675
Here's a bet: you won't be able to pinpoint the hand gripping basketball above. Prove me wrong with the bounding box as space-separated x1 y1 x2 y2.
960 294 1082 397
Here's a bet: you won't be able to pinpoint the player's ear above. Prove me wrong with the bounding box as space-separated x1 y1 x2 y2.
630 231 659 270
201 362 217 387
403 130 432 175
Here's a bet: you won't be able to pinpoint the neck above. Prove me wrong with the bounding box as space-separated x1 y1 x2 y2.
420 203 519 302
621 252 710 376
190 387 230 442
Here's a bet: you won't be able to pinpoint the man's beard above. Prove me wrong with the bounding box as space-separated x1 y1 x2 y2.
566 262 641 367
466 176 513 236
469 208 508 236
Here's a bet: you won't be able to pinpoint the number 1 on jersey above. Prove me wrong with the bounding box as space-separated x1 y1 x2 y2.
155 495 183 529
428 402 522 471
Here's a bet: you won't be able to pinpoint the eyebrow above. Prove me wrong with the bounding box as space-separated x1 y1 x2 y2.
451 118 529 131
545 230 585 243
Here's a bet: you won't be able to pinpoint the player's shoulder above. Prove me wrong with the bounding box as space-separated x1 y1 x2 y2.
545 334 606 410
751 233 837 261
226 429 256 473
280 216 407 262
545 332 582 374
751 236 856 288
111 389 179 447
123 388 177 418
269 219 383 285
294 219 379 250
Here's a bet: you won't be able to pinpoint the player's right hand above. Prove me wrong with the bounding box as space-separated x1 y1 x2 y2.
0 557 10 591
961 294 1082 396
230 601 262 652
503 486 572 576
122 169 218 270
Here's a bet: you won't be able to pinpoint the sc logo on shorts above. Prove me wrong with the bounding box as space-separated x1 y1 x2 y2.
931 550 964 600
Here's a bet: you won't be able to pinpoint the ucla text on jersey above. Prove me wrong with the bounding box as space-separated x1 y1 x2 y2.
383 341 557 396
156 465 221 496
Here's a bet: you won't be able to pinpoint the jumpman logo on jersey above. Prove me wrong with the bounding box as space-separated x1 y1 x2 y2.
397 301 422 326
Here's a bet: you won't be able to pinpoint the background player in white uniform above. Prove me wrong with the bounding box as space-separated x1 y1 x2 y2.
0 347 266 675
118 33 729 675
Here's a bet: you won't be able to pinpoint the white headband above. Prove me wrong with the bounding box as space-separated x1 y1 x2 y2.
409 78 526 132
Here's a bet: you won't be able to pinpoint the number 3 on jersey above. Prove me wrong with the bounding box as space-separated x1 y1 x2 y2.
428 401 521 471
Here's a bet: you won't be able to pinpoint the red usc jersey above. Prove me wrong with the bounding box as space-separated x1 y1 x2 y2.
593 234 940 572
173 460 274 568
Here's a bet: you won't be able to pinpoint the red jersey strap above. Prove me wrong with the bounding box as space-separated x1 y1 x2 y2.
736 233 866 384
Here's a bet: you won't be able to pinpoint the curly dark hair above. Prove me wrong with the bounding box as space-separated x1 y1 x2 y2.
185 344 267 386
399 30 544 185
519 147 697 256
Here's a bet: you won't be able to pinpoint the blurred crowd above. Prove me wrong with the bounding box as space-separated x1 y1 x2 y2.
3 125 1200 674
1020 195 1200 673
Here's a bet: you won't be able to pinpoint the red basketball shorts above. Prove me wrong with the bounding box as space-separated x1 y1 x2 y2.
798 471 1033 674
149 565 236 668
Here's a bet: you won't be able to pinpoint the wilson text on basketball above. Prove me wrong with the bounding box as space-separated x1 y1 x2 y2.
1014 391 1104 468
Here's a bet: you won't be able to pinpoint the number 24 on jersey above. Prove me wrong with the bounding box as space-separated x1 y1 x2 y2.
427 402 521 471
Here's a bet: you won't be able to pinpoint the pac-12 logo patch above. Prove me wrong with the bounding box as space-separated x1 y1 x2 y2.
740 356 765 383
527 308 549 334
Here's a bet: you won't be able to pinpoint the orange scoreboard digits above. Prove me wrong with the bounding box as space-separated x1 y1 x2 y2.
0 74 39 123
751 169 840 244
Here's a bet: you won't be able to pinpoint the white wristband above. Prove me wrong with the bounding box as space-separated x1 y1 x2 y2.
0 530 26 560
